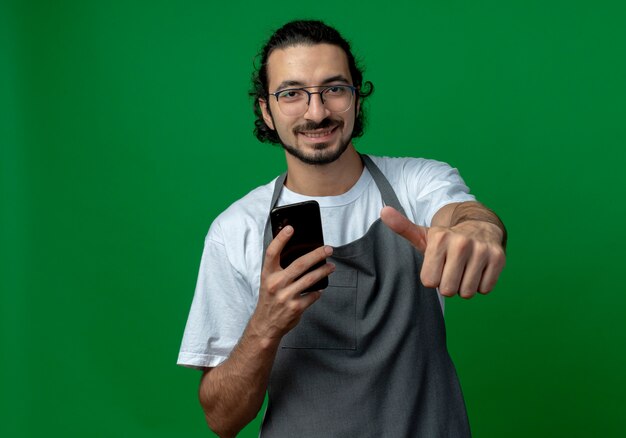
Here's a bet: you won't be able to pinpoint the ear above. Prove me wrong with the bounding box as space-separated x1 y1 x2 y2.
259 98 275 130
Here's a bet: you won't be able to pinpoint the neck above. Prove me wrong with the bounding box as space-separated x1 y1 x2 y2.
284 145 364 196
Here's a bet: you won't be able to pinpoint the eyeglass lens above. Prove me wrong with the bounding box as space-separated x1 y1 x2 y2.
275 86 354 116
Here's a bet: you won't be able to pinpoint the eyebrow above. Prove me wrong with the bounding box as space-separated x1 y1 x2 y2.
273 75 352 92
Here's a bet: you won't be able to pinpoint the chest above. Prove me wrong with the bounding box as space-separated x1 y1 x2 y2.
276 182 386 247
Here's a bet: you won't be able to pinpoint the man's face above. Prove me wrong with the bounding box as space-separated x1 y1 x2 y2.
260 44 358 165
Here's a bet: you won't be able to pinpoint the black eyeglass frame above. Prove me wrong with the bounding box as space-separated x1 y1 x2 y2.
269 85 358 112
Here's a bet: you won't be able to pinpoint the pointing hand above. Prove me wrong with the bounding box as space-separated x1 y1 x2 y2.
381 206 505 298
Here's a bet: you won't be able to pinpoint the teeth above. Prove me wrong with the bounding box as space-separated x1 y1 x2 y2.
302 129 333 138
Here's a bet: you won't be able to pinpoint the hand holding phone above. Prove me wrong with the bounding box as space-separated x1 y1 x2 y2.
270 201 329 292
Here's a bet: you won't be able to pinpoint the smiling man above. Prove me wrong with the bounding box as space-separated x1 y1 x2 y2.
178 20 506 437
260 44 355 167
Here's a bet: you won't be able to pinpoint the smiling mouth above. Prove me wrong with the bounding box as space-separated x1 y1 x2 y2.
299 127 336 138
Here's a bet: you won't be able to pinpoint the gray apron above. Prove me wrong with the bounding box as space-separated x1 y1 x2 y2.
260 155 471 437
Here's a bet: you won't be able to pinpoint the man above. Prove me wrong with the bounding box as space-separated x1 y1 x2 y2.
178 20 506 437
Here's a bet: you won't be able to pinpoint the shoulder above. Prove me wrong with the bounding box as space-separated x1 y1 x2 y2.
366 154 460 188
204 177 278 280
207 178 276 245
365 154 474 226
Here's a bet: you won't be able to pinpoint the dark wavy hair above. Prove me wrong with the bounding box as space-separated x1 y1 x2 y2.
250 20 374 144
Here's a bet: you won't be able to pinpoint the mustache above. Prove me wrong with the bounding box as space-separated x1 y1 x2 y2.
293 118 343 134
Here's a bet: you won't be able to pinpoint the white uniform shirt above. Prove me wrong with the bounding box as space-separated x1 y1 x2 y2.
178 155 475 369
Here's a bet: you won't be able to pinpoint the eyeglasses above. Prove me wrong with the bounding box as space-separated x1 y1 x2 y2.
269 85 357 117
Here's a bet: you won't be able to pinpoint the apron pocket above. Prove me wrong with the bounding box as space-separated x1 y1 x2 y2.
281 269 357 350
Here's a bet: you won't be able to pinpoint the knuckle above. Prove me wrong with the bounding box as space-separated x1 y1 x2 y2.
472 242 488 258
276 294 289 307
286 300 300 314
291 299 310 318
492 248 506 268
265 246 278 260
430 229 448 246
454 235 471 253
265 277 282 295
288 258 308 275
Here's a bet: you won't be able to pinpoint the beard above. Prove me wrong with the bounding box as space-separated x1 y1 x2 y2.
279 118 351 165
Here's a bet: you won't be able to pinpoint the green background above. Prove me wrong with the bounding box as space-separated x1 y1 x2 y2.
2 0 625 436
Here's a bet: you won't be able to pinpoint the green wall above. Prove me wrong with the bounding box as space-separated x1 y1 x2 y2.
2 1 625 436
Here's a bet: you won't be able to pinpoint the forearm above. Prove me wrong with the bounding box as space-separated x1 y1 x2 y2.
198 227 332 436
199 320 280 438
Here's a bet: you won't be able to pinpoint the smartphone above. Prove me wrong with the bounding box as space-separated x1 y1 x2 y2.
270 200 329 292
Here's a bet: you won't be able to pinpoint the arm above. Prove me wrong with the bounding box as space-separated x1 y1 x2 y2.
381 201 506 299
198 225 335 437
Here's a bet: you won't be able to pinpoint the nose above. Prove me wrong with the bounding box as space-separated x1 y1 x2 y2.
303 92 330 123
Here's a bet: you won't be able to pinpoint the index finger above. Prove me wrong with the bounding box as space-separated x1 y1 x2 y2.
263 225 294 272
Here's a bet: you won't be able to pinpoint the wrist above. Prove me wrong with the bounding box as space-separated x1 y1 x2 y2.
246 314 282 352
450 202 507 249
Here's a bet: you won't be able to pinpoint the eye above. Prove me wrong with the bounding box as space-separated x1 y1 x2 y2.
277 89 305 101
324 86 348 96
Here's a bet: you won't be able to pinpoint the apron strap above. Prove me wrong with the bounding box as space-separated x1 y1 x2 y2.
360 154 406 215
263 172 288 250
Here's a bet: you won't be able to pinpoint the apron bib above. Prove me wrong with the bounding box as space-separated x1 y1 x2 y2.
260 155 471 437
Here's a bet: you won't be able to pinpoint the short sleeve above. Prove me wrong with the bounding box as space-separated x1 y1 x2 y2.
403 159 476 226
177 226 255 369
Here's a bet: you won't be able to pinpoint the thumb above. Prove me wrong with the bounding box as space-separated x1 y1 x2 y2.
380 206 428 253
